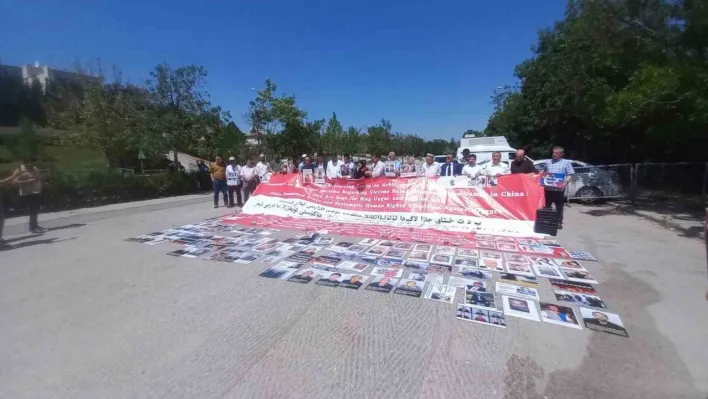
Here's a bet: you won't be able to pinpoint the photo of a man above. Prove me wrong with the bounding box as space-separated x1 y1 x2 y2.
316 272 343 287
509 298 530 313
502 295 541 321
340 275 367 289
288 269 316 284
580 307 628 337
465 281 487 293
366 277 397 293
394 279 424 297
466 292 495 309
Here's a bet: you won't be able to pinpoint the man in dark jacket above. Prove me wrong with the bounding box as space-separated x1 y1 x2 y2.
440 153 462 176
510 149 535 174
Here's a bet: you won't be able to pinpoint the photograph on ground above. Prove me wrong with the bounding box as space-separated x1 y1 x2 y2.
539 302 582 330
580 307 629 337
502 295 541 322
457 304 507 328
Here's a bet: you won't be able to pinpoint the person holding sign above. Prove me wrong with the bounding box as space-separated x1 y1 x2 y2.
339 154 355 178
462 154 482 179
400 156 418 177
385 152 401 177
510 149 535 174
482 152 510 178
480 151 510 187
352 160 371 179
226 156 243 207
326 154 341 179
540 146 574 229
371 155 385 177
255 154 272 182
421 153 441 177
440 153 462 176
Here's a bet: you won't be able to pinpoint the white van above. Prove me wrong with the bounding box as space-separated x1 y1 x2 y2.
456 135 520 164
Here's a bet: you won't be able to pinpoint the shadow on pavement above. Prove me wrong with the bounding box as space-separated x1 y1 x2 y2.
0 237 77 252
2 234 43 244
46 223 86 232
579 201 705 240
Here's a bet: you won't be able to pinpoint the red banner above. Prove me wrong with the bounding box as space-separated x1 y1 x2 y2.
223 174 546 243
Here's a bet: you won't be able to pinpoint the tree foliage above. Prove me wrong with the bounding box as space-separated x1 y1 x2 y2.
484 0 708 163
147 63 231 162
52 72 155 167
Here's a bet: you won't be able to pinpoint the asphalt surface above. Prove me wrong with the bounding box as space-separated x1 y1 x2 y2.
0 198 706 399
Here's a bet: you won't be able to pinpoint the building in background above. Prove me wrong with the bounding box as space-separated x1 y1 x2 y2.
0 60 101 92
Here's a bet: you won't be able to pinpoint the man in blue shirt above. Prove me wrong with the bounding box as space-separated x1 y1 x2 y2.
542 146 575 229
440 153 462 177
300 156 316 172
298 154 307 172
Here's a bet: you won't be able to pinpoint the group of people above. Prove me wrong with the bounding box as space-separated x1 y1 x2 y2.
271 146 574 230
0 158 45 247
206 154 272 208
207 145 574 230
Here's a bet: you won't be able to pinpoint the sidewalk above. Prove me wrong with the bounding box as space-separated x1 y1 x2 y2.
4 193 212 228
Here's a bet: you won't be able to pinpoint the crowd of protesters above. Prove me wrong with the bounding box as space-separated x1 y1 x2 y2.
208 147 574 228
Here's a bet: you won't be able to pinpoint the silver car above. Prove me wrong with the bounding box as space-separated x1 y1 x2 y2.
533 159 622 203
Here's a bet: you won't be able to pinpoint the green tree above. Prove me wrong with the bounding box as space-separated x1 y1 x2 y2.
366 119 392 156
321 112 344 155
53 72 157 167
484 0 708 163
247 79 308 157
147 63 228 163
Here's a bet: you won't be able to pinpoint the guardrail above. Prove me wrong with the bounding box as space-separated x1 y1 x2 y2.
560 162 707 207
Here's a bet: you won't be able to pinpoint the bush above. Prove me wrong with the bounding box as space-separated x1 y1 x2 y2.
1 170 205 216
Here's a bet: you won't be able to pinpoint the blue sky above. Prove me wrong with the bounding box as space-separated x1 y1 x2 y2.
0 0 566 140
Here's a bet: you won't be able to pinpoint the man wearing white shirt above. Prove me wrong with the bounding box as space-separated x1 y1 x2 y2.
461 154 482 179
240 158 258 203
370 154 385 177
326 155 341 179
255 154 271 182
421 153 441 177
482 152 510 186
226 156 243 207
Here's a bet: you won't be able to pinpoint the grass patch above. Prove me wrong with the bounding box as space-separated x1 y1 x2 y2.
0 145 107 173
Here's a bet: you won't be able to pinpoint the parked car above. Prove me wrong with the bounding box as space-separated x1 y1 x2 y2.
533 159 622 203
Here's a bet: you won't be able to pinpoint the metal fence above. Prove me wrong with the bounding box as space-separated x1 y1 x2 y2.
564 162 708 207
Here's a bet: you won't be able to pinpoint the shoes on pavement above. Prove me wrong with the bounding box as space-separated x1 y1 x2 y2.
214 204 218 208
31 227 46 234
557 222 563 230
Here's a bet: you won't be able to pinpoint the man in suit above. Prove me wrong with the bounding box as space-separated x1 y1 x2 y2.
440 153 462 177
368 277 393 291
466 281 487 292
342 275 364 288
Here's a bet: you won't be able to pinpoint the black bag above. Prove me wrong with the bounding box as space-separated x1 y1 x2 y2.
534 207 558 236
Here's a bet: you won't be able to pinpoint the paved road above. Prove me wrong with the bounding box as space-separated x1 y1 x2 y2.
0 198 706 399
